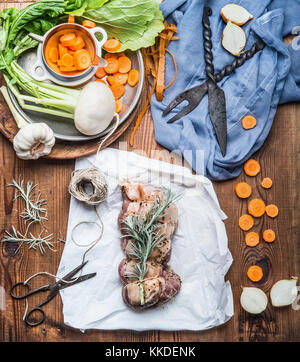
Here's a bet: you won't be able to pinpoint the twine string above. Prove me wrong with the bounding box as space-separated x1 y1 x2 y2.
22 114 120 321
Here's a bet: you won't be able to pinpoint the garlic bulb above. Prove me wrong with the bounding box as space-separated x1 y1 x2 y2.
240 287 268 314
13 123 55 160
270 278 298 307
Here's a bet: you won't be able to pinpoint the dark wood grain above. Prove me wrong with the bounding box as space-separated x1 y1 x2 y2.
0 1 299 342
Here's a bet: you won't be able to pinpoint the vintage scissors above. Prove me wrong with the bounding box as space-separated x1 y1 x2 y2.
163 7 265 156
10 260 96 327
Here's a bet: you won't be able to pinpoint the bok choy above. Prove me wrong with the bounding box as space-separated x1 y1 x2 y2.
2 59 79 119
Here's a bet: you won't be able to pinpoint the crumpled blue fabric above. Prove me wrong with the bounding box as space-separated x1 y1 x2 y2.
150 0 300 180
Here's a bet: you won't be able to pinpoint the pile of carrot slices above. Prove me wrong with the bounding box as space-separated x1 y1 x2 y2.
47 31 92 73
94 39 140 115
234 159 279 283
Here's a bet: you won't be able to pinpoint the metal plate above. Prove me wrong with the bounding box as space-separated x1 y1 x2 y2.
8 49 144 142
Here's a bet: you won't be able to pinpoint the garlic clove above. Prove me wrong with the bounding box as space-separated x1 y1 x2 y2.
240 287 268 314
270 278 298 307
222 21 246 56
221 4 253 26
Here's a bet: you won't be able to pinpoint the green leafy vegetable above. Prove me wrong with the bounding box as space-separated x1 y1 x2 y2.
13 35 39 58
117 8 164 52
0 49 14 71
24 17 59 35
3 59 80 118
0 0 67 82
0 86 28 128
83 0 164 51
6 0 65 47
65 0 109 16
0 8 19 50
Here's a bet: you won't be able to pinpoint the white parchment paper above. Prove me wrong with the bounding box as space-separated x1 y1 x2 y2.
57 148 233 331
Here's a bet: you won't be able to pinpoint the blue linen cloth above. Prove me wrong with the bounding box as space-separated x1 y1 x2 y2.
150 0 300 180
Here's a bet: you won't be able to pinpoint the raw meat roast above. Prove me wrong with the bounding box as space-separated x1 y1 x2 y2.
118 182 181 310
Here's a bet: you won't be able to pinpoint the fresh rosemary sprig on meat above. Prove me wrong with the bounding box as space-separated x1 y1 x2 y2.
121 189 173 304
8 177 48 228
3 226 55 255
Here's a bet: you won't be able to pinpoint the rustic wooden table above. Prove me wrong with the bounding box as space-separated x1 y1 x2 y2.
0 0 299 342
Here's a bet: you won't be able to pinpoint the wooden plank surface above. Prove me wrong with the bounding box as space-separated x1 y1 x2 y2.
0 1 299 342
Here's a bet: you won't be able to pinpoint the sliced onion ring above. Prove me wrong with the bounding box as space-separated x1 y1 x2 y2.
270 278 298 307
240 287 268 314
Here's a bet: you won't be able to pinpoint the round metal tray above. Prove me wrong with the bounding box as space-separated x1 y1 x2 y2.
8 49 144 142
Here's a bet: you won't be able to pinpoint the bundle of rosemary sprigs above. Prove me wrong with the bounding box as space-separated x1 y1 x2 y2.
2 177 55 254
121 189 173 305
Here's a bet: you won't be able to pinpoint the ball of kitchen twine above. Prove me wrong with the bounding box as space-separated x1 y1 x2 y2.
68 168 108 205
23 168 109 320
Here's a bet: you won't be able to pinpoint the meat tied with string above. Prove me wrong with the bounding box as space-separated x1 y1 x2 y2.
118 182 181 310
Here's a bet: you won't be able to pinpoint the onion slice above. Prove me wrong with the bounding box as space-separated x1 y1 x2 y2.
270 278 298 307
222 21 246 56
221 4 253 26
240 287 268 314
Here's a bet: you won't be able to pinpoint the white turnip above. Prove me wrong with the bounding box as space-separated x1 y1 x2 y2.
74 81 116 136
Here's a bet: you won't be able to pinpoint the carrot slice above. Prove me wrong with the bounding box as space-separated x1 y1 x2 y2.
248 198 266 218
115 99 123 113
58 43 68 58
48 46 58 63
68 14 75 23
106 75 117 86
95 79 107 84
82 20 96 29
74 49 91 70
104 39 121 52
235 182 252 199
244 159 261 176
111 84 125 99
261 177 273 189
263 229 276 243
118 56 131 73
239 214 254 231
61 53 74 67
117 52 126 58
245 232 259 247
128 69 139 87
247 265 263 282
60 66 77 72
60 32 76 47
113 72 128 85
104 58 119 74
265 204 279 218
104 52 118 60
68 36 85 51
130 77 156 147
164 49 177 90
95 67 106 79
242 115 257 130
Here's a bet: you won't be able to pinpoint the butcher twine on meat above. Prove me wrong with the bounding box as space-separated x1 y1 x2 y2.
118 182 181 310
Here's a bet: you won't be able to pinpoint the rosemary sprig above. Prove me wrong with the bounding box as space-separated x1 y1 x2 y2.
8 176 48 228
121 189 174 304
3 226 55 255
